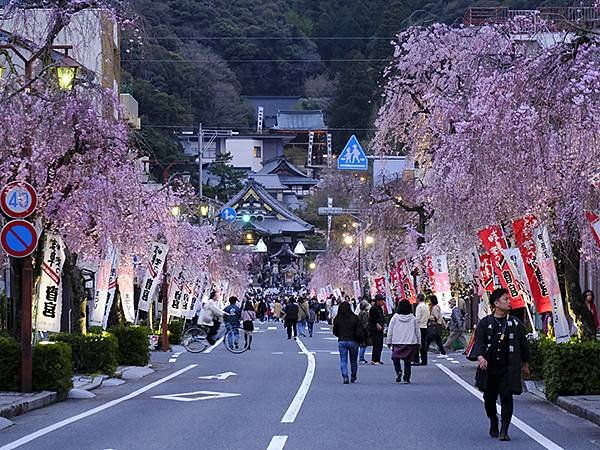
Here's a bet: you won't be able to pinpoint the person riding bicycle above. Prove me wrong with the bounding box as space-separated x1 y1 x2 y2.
223 296 242 349
199 291 225 345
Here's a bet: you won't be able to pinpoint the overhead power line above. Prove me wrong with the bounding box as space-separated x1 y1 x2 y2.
123 58 392 63
145 36 397 41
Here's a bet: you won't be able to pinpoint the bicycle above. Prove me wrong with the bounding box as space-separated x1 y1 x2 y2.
181 322 251 354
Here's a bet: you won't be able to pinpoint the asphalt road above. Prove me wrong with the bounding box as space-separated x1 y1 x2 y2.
1 322 600 450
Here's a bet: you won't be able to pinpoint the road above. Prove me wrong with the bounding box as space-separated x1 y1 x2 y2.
1 322 600 450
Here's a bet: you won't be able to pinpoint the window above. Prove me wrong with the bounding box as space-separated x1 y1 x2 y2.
253 146 262 158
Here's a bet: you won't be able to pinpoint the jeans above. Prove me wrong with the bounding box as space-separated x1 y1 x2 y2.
307 321 314 336
393 357 412 382
371 332 384 363
338 341 359 380
225 323 239 348
285 319 297 339
359 345 367 361
483 369 513 426
298 320 306 336
444 331 468 352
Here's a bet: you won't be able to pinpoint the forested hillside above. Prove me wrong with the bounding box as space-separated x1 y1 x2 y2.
123 0 576 162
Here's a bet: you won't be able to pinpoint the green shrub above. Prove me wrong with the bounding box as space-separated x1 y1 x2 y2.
543 338 600 401
52 333 118 375
168 319 184 345
109 325 150 366
33 342 73 395
0 337 20 391
527 335 552 381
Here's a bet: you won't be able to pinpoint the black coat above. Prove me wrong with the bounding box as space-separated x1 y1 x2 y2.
471 314 530 395
368 305 385 335
284 303 299 321
333 314 360 342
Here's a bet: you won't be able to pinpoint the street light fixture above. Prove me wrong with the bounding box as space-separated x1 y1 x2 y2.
365 235 375 245
170 206 181 217
56 64 78 90
344 235 354 246
309 262 316 270
199 204 209 217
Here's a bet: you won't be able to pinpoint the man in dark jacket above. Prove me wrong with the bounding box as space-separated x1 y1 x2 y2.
470 288 530 441
283 297 300 340
368 294 386 364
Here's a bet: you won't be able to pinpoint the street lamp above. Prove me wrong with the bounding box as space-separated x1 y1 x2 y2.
56 63 78 90
343 235 354 246
309 262 316 270
365 235 375 245
170 206 181 217
199 204 209 217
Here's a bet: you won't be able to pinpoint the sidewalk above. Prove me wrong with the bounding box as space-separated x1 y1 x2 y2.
0 391 58 421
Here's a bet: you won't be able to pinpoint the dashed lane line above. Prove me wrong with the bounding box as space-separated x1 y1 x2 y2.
168 351 182 363
0 365 198 450
437 364 563 450
204 337 224 354
281 339 316 423
266 435 288 450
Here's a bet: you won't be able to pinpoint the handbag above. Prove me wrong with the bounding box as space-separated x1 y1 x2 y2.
427 320 442 338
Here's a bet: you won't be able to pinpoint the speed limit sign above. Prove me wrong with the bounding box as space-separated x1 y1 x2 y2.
0 181 37 219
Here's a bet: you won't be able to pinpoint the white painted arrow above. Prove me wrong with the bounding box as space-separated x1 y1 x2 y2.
198 371 237 380
152 390 240 402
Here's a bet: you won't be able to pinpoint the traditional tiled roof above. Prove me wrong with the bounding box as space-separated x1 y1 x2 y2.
273 110 326 130
258 157 318 186
223 181 314 236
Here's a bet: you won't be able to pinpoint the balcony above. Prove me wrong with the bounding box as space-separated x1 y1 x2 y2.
464 6 600 31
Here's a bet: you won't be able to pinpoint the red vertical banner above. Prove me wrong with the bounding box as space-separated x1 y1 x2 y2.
398 258 417 304
478 225 525 309
512 215 552 313
585 210 600 248
479 253 495 293
390 264 401 297
374 276 386 295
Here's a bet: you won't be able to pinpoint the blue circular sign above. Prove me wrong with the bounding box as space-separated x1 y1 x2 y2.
0 220 39 258
220 207 237 223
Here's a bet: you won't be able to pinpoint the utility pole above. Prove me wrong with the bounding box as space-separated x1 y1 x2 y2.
198 123 203 198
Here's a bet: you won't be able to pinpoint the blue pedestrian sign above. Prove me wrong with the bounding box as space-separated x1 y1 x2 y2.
337 135 368 171
220 207 237 223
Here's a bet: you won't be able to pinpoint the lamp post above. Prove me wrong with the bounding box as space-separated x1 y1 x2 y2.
1 42 77 392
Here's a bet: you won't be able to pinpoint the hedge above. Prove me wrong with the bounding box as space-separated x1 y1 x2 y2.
52 333 118 375
543 339 600 401
526 336 552 381
0 337 20 391
168 319 185 345
109 325 150 366
33 342 73 395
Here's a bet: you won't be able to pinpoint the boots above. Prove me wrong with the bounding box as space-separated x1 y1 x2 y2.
489 417 499 438
499 421 510 441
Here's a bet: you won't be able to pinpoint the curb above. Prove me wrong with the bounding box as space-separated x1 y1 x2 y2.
554 397 600 427
0 391 58 419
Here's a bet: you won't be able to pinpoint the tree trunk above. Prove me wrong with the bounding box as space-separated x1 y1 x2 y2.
557 239 595 339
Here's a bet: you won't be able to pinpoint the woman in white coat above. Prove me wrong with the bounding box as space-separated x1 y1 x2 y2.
386 300 421 384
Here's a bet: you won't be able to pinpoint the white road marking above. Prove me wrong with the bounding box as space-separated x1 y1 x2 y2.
451 361 460 364
297 351 316 354
0 365 197 450
169 351 182 363
268 327 277 330
282 339 316 423
271 352 284 355
316 331 330 334
267 435 288 450
204 337 224 354
320 327 330 330
323 337 337 340
198 372 237 380
437 364 563 450
330 351 339 355
168 359 176 363
152 390 240 402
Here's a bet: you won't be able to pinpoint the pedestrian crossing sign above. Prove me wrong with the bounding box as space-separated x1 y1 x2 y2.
337 135 368 171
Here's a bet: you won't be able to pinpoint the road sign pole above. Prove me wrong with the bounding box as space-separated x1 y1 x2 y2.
21 255 33 392
161 255 169 352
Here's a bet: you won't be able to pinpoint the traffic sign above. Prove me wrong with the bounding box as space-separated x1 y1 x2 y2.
0 220 39 258
0 181 37 218
337 135 368 171
220 207 237 223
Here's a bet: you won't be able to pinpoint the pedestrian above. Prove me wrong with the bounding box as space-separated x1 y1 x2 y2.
357 300 371 363
425 295 447 356
318 301 328 322
283 297 299 340
413 293 430 365
583 290 599 330
333 301 361 384
257 299 267 322
223 296 242 350
444 298 468 353
468 288 531 441
368 294 386 365
198 291 224 345
386 300 421 383
273 299 282 322
298 298 309 337
241 298 256 350
307 306 316 337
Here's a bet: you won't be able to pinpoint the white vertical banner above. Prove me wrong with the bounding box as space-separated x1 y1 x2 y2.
117 257 135 323
430 254 452 314
503 248 532 301
90 245 117 327
352 280 361 300
34 233 65 332
534 226 571 343
102 251 121 329
138 242 169 312
186 275 205 319
167 266 185 318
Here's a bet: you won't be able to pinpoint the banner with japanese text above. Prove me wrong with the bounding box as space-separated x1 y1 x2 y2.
585 210 600 248
513 216 552 314
398 258 417 304
352 280 361 300
429 254 452 313
389 265 401 297
33 233 65 332
102 251 121 329
479 253 495 293
534 225 571 343
138 242 169 312
117 257 135 323
168 266 187 318
478 225 525 309
186 275 206 319
90 245 118 327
